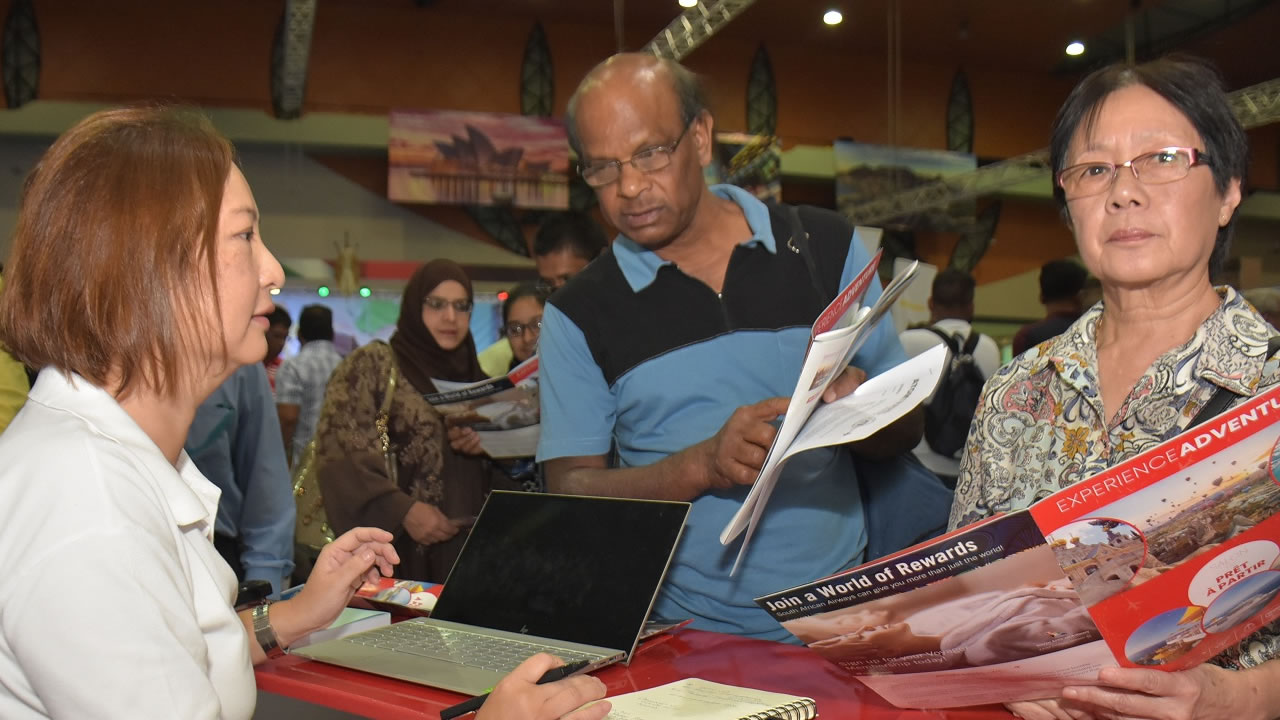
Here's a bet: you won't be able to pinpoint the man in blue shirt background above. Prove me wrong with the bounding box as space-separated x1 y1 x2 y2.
186 362 295 596
537 54 932 642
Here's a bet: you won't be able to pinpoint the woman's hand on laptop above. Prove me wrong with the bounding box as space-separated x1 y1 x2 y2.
479 654 610 720
268 527 401 649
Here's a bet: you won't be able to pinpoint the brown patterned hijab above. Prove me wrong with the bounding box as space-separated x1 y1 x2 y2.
389 259 485 392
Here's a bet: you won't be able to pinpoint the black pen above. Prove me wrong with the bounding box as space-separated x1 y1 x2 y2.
439 659 592 720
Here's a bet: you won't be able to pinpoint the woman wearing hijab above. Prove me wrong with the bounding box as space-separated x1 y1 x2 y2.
314 260 517 582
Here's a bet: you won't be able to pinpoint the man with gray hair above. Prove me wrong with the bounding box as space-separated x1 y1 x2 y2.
537 53 945 642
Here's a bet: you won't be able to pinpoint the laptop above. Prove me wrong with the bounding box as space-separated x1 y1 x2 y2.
291 491 690 694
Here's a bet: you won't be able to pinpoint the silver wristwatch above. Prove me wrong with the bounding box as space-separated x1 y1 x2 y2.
252 602 286 659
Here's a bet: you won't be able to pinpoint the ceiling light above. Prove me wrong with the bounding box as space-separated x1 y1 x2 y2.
679 0 697 7
1065 41 1085 56
823 9 843 25
269 287 281 296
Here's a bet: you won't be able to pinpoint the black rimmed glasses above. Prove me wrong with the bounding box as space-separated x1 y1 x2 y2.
1056 147 1211 200
502 316 543 339
578 120 695 188
423 296 473 314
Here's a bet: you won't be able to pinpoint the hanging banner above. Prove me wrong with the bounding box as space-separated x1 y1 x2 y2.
834 142 976 230
389 109 569 210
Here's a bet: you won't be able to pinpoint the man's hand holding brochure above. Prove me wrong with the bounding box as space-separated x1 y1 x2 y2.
719 251 938 573
755 385 1280 709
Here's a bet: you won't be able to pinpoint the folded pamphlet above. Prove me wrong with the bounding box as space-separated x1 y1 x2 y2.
757 386 1280 708
428 355 539 458
721 252 926 572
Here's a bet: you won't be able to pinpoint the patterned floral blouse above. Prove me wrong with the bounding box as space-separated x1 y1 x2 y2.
950 286 1280 670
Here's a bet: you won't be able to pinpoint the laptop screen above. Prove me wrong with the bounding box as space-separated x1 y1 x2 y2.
430 491 690 654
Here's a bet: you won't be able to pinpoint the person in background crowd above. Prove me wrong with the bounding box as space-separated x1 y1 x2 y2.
0 105 404 719
276 304 344 466
186 362 296 596
897 269 1002 485
0 274 29 434
314 260 520 582
478 212 607 377
950 56 1280 720
263 305 291 394
1243 286 1280 330
1010 258 1088 356
502 281 545 370
538 53 940 643
491 281 547 491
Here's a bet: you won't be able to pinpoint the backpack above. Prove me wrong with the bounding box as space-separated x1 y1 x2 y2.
922 327 985 458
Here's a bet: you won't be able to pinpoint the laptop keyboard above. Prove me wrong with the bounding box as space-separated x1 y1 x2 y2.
342 621 607 674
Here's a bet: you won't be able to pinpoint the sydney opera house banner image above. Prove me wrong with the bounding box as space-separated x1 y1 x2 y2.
388 109 569 210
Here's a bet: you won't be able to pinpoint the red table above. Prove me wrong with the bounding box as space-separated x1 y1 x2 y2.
255 628 1016 719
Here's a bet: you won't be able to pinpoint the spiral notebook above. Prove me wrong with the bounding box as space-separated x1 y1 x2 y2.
600 677 816 720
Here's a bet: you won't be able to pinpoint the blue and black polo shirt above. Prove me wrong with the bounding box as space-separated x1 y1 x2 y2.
537 185 907 642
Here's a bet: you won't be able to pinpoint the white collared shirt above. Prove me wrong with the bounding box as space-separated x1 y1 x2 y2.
0 370 255 719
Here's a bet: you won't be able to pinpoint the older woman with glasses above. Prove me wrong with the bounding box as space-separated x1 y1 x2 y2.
950 56 1280 720
313 260 518 582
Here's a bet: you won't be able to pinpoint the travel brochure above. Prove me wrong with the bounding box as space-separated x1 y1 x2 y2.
720 249 930 572
427 355 540 458
757 386 1280 708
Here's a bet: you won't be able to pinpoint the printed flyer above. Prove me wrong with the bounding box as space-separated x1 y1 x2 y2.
757 386 1280 708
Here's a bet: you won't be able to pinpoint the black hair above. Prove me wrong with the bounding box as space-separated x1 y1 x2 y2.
533 211 607 261
502 281 546 326
267 305 292 329
1039 259 1088 302
565 54 709 159
1049 55 1248 277
298 304 334 342
931 269 976 308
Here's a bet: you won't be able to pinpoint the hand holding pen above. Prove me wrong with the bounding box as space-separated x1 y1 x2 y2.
439 655 610 720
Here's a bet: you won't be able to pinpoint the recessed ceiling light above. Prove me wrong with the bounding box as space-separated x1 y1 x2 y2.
1065 41 1085 56
823 9 843 25
678 0 697 7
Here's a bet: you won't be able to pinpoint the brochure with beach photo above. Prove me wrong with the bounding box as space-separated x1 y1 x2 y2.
756 385 1280 709
721 250 926 572
427 355 539 458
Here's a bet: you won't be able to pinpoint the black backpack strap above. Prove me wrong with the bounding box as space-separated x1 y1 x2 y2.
785 204 828 303
1189 335 1280 428
924 326 961 355
961 331 981 355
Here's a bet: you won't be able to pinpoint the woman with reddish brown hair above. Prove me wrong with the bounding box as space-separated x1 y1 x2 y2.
0 108 606 720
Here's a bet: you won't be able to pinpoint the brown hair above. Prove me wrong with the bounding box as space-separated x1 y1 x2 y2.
0 106 233 399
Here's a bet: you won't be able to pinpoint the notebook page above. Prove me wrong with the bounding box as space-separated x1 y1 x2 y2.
601 677 814 720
